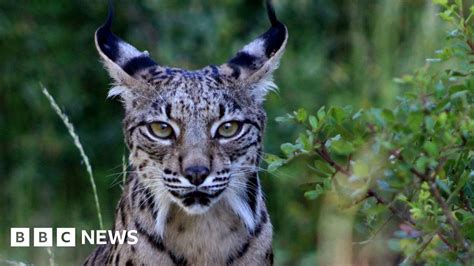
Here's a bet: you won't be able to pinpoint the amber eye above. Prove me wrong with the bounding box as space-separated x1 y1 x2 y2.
217 121 242 138
148 122 174 139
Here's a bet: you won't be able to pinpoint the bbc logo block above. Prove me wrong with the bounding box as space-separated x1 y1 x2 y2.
57 228 75 247
11 228 75 247
11 228 30 247
33 228 53 247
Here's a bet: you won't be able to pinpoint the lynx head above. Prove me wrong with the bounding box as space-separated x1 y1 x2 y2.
95 1 287 224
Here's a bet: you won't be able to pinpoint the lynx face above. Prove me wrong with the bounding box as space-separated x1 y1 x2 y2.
95 3 287 217
123 75 266 214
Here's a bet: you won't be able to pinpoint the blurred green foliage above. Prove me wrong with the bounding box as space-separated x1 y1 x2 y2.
271 1 473 264
0 0 454 264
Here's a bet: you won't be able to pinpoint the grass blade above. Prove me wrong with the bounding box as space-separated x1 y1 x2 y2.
41 84 104 229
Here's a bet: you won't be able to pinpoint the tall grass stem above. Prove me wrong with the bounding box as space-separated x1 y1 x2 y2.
41 84 104 229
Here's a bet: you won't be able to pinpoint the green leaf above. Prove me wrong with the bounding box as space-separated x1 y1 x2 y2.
330 139 355 155
433 0 448 6
323 178 332 190
275 114 293 123
267 160 285 172
407 113 424 132
423 141 438 157
393 74 414 84
309 115 318 131
314 160 335 177
304 190 317 199
280 143 296 157
295 108 308 123
424 116 435 133
435 81 446 98
352 109 363 120
265 154 286 172
304 184 326 200
438 112 448 125
439 9 454 22
450 90 468 100
382 109 395 124
426 58 442 63
317 106 326 121
436 179 451 194
297 132 313 151
265 153 282 163
329 106 346 123
462 221 474 240
415 156 430 172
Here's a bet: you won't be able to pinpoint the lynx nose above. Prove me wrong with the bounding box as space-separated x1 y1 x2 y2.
184 166 210 186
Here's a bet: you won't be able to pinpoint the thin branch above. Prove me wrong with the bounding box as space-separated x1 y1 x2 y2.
460 1 474 54
316 144 415 225
428 158 466 252
409 233 435 264
429 181 467 251
352 214 395 245
392 150 467 252
368 189 416 226
436 232 455 252
390 150 427 180
346 154 352 172
460 190 473 212
316 144 351 176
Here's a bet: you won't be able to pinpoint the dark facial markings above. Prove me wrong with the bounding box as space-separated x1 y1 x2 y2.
123 80 266 214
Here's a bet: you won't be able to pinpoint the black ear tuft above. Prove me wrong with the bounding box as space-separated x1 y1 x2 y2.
96 1 119 62
265 0 278 27
259 20 286 59
220 0 288 103
262 0 286 58
223 0 288 82
95 0 158 79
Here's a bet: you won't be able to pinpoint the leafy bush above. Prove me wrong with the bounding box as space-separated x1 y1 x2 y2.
269 1 473 264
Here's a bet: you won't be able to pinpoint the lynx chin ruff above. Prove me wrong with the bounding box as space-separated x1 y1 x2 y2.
84 1 287 265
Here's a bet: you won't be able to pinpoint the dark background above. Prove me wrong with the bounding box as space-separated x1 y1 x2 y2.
0 0 444 264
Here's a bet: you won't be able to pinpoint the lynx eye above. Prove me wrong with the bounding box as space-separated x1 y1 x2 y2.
216 121 242 138
148 122 174 139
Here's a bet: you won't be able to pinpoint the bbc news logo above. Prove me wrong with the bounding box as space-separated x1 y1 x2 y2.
10 228 138 247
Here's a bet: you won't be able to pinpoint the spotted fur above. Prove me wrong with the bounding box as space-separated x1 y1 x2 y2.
84 1 287 265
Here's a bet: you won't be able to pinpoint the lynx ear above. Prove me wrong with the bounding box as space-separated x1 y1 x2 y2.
220 0 288 103
95 2 159 94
